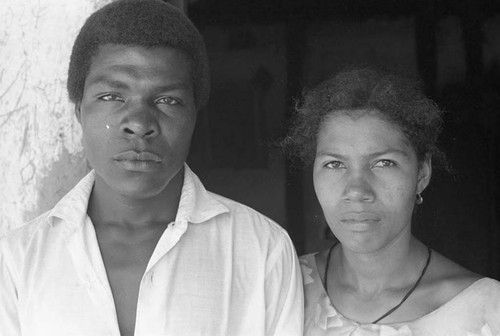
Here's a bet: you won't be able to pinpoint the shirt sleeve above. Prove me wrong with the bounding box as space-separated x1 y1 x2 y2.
0 239 22 336
264 232 304 336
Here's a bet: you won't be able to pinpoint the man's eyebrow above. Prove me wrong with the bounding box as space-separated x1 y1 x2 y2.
154 82 192 93
86 76 191 92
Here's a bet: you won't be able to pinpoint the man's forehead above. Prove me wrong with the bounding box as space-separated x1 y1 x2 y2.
87 44 191 73
92 43 187 60
83 44 193 90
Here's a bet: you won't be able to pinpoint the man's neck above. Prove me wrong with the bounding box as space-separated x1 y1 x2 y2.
88 170 184 229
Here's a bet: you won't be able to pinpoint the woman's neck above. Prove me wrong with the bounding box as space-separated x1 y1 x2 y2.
334 236 428 294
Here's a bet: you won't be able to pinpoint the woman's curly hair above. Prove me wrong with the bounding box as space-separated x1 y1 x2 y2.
281 67 446 167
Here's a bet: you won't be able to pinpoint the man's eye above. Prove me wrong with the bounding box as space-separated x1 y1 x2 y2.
98 94 123 102
156 96 180 105
325 161 345 170
373 159 396 168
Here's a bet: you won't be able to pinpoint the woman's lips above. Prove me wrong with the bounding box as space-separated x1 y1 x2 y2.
340 213 381 230
340 213 381 222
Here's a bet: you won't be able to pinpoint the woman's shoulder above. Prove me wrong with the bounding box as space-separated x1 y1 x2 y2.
427 249 480 284
299 252 319 265
299 249 335 295
405 249 500 331
422 249 493 310
299 252 321 284
300 247 334 282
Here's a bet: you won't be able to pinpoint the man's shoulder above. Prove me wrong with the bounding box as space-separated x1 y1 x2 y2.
1 171 95 248
206 191 290 240
0 211 53 254
203 191 299 272
208 191 280 224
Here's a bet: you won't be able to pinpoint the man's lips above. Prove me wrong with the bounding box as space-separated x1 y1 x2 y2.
113 150 162 163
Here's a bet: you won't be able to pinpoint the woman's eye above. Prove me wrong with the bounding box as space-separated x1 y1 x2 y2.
325 161 345 170
156 96 180 106
98 94 123 102
373 159 395 168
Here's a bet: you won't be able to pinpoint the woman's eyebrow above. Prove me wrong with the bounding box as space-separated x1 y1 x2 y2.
315 149 411 159
368 149 411 158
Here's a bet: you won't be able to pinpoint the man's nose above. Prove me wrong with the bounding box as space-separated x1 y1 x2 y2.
119 102 160 139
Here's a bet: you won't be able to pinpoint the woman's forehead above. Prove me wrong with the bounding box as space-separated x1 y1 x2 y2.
326 108 385 121
320 108 406 135
317 109 415 157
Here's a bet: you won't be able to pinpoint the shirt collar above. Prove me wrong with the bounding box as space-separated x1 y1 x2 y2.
176 164 229 224
47 164 229 233
48 170 95 233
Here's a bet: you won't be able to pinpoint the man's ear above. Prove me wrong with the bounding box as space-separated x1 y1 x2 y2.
417 154 432 194
75 102 82 124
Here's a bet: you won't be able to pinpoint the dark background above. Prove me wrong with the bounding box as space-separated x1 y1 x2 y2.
182 0 500 279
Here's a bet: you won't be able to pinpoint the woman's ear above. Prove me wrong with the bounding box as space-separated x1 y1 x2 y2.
417 154 432 194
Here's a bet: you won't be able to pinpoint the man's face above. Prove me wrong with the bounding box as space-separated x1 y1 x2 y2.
76 44 197 200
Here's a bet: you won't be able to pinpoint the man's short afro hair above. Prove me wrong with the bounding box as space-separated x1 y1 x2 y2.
67 0 210 109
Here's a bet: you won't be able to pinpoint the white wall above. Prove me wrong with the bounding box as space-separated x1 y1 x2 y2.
0 0 112 235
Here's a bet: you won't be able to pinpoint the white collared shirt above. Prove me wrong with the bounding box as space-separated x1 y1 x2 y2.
0 165 303 336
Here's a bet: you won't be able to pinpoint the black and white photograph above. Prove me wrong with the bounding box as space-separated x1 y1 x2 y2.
1 0 500 335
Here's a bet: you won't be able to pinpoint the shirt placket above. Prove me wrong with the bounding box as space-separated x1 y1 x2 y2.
65 227 121 336
134 218 189 336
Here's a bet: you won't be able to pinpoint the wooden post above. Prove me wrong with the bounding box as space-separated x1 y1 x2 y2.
284 16 308 254
460 3 499 279
415 0 438 97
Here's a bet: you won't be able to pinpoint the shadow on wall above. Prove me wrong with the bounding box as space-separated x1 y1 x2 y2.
24 147 89 222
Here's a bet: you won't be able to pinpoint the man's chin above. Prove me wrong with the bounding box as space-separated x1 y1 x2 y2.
112 177 172 199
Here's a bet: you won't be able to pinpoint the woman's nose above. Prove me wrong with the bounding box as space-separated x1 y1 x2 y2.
341 171 375 203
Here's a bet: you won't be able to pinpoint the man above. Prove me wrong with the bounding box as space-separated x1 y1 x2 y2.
0 1 303 335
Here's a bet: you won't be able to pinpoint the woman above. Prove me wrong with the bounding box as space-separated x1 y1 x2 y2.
282 68 500 335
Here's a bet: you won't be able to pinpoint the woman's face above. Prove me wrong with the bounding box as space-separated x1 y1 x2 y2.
313 109 431 253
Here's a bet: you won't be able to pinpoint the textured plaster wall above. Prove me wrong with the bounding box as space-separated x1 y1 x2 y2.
0 0 112 236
